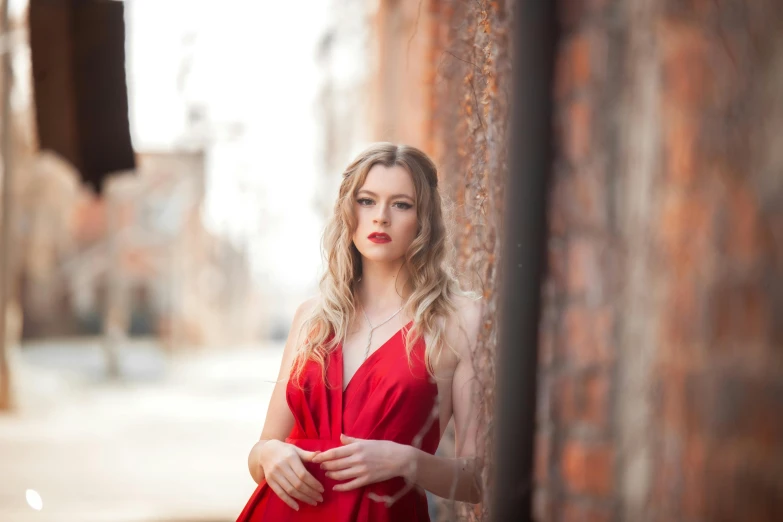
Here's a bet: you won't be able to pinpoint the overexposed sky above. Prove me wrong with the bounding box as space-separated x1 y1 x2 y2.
126 0 330 294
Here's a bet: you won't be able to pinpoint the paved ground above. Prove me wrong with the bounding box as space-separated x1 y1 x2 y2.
0 338 284 522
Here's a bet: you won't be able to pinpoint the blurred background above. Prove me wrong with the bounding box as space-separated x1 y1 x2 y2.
0 1 782 522
0 0 359 520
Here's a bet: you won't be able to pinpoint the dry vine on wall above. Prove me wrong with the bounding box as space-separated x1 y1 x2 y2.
430 1 513 520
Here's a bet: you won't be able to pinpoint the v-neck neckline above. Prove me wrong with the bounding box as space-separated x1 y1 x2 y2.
340 320 413 394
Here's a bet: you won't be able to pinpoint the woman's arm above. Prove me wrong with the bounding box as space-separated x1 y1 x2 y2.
247 297 318 484
404 298 484 503
403 337 483 503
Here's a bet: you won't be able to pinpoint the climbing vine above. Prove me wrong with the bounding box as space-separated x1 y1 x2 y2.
429 1 513 520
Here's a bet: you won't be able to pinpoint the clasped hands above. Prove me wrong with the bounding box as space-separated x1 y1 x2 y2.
313 433 416 492
259 434 416 511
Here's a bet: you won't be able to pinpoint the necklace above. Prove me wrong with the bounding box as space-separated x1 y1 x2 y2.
359 301 405 361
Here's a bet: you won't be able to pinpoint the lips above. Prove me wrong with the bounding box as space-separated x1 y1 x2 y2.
368 232 391 243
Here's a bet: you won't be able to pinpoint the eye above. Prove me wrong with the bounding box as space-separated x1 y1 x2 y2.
356 198 374 206
393 201 413 210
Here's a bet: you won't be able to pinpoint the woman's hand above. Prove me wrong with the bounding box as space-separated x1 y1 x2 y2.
311 434 415 491
258 439 325 510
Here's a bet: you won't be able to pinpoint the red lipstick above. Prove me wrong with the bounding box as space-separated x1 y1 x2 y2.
368 232 391 244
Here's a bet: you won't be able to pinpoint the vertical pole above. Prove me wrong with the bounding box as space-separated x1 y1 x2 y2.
0 0 14 411
102 188 123 379
492 1 557 520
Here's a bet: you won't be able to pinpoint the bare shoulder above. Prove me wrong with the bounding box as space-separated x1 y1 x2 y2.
282 295 320 359
293 295 320 326
445 293 484 363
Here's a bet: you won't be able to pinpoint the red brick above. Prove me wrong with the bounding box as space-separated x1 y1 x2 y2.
772 212 783 270
709 280 770 349
723 181 766 269
658 190 716 357
560 439 614 497
682 435 707 518
570 163 608 230
705 375 783 451
561 304 613 367
664 111 700 188
550 165 608 234
554 369 610 429
555 31 592 99
657 368 689 432
659 190 715 272
560 500 613 522
705 449 783 522
661 0 714 19
660 277 704 362
558 0 610 30
564 100 591 164
566 237 601 296
658 20 713 109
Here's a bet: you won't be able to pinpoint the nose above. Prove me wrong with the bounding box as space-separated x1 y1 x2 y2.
373 204 390 226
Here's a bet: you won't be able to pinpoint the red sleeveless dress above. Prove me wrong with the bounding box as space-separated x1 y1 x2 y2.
236 321 441 521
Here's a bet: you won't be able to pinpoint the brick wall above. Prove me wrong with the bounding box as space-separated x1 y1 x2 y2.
368 0 783 520
542 1 783 521
649 2 783 521
539 0 618 519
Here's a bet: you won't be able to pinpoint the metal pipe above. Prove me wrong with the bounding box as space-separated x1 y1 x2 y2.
491 1 557 520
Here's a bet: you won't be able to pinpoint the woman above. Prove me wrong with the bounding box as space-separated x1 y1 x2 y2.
237 143 483 521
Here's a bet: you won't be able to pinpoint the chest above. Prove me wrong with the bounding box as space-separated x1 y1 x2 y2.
340 319 457 436
341 317 411 390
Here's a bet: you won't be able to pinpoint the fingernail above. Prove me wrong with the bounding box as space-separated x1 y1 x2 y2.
317 495 324 502
320 464 325 469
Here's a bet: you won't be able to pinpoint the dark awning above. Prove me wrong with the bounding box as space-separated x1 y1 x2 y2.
29 0 135 193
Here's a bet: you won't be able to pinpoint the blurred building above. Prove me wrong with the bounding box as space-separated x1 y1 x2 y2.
315 0 374 213
3 1 261 351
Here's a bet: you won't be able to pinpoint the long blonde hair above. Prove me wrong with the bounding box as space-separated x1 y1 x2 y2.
291 142 467 387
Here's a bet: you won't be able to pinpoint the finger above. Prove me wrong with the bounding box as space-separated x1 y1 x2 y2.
282 467 322 505
340 433 359 444
325 465 362 481
267 478 300 511
333 477 367 492
312 445 352 463
289 458 325 495
294 447 320 463
320 456 357 472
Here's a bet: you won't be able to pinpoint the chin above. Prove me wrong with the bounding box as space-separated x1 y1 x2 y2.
361 252 405 263
355 246 406 264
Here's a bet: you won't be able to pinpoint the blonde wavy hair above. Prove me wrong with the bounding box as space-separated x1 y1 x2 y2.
290 142 469 387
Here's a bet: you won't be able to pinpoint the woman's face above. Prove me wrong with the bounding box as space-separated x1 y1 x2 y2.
352 163 419 264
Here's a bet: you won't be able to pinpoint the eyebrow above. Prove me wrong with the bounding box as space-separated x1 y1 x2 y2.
357 189 415 201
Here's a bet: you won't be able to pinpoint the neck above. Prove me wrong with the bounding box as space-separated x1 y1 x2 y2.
356 258 412 318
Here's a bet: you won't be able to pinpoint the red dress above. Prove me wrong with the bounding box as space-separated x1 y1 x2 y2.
236 321 441 521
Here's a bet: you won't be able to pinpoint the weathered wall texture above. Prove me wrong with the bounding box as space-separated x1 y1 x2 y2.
367 0 783 521
540 1 783 521
369 1 512 520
